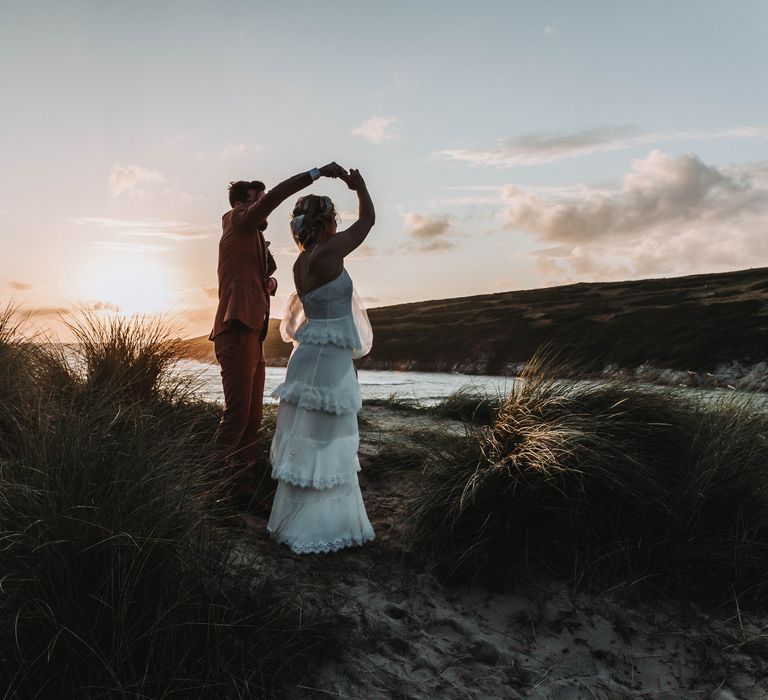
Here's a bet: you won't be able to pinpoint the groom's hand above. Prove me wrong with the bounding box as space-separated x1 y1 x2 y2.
319 162 348 178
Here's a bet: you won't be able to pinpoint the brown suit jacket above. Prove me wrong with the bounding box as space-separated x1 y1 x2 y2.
209 204 276 340
209 171 314 341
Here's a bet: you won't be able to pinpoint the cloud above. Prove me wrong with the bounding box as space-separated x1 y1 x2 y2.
439 183 611 207
108 163 196 200
74 217 213 241
272 241 381 260
675 126 768 141
9 280 33 291
437 126 642 168
505 151 768 280
352 116 400 144
347 243 380 260
528 246 634 285
272 243 306 257
402 212 457 252
404 212 451 240
26 301 121 319
86 301 121 312
543 25 556 35
28 306 70 318
435 125 768 168
91 241 174 253
504 150 763 242
109 163 167 197
219 143 262 158
0 208 8 215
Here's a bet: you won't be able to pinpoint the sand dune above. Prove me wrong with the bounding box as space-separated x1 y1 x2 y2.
238 406 768 699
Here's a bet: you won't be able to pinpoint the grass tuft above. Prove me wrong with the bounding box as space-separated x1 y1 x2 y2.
366 446 426 481
428 387 502 424
363 393 422 411
405 354 768 603
63 309 186 404
0 308 344 697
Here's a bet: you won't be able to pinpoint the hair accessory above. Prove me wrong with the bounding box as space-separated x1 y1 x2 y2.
322 196 332 215
291 214 305 238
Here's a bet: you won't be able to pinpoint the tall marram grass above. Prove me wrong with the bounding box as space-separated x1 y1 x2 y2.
363 388 501 424
64 309 186 403
405 355 768 603
0 309 343 698
428 387 502 424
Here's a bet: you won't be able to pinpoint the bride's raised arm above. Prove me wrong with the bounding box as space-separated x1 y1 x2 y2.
323 169 375 259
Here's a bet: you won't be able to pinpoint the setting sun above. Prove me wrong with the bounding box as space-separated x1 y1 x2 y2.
77 253 179 315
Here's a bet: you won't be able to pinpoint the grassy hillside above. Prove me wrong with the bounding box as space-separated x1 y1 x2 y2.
182 267 768 374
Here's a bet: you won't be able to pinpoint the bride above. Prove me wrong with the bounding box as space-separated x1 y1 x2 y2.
267 169 375 554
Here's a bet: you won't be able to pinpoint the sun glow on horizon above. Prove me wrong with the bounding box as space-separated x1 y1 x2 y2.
76 254 180 315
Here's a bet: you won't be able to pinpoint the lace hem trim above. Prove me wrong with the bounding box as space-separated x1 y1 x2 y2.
295 321 361 351
272 381 361 414
270 467 356 489
270 531 375 555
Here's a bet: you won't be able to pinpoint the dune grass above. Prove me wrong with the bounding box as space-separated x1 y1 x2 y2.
404 355 768 604
363 388 501 425
362 393 422 411
365 446 425 482
63 309 187 403
427 387 502 424
0 309 344 698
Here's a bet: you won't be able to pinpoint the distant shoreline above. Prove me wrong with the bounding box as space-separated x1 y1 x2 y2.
179 352 768 394
181 266 768 392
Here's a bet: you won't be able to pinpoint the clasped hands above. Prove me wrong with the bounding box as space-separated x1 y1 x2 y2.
318 162 367 191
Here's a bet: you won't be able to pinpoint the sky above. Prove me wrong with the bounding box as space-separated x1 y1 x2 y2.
2 0 767 339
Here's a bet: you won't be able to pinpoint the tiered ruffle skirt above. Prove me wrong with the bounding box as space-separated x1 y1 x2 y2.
267 321 374 554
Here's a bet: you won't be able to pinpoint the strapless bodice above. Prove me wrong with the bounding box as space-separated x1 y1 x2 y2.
301 269 354 319
279 268 372 359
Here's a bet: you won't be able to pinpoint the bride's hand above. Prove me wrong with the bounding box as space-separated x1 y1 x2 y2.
318 162 348 178
340 168 366 191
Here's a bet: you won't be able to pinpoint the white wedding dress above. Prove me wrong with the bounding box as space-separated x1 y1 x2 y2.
267 268 375 554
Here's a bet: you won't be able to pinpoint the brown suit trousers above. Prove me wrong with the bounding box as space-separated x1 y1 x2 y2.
212 321 266 487
209 203 277 492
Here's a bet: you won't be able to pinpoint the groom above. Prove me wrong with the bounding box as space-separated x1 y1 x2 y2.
210 163 347 504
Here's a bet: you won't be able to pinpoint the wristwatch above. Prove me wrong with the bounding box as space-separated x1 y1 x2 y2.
309 167 321 181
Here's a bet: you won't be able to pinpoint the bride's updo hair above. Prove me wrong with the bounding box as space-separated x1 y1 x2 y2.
291 195 337 250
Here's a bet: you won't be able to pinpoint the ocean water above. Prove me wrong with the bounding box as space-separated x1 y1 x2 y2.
176 359 768 411
175 359 516 406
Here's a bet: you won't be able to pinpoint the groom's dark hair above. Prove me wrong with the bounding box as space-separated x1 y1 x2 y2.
228 180 265 207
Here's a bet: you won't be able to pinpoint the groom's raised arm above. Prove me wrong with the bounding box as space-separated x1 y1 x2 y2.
240 163 346 231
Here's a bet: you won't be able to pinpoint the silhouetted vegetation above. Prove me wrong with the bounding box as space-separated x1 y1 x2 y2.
404 355 768 605
0 308 343 698
428 387 502 424
362 267 768 375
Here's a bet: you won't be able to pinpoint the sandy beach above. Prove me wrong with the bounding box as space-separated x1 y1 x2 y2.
237 406 768 699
